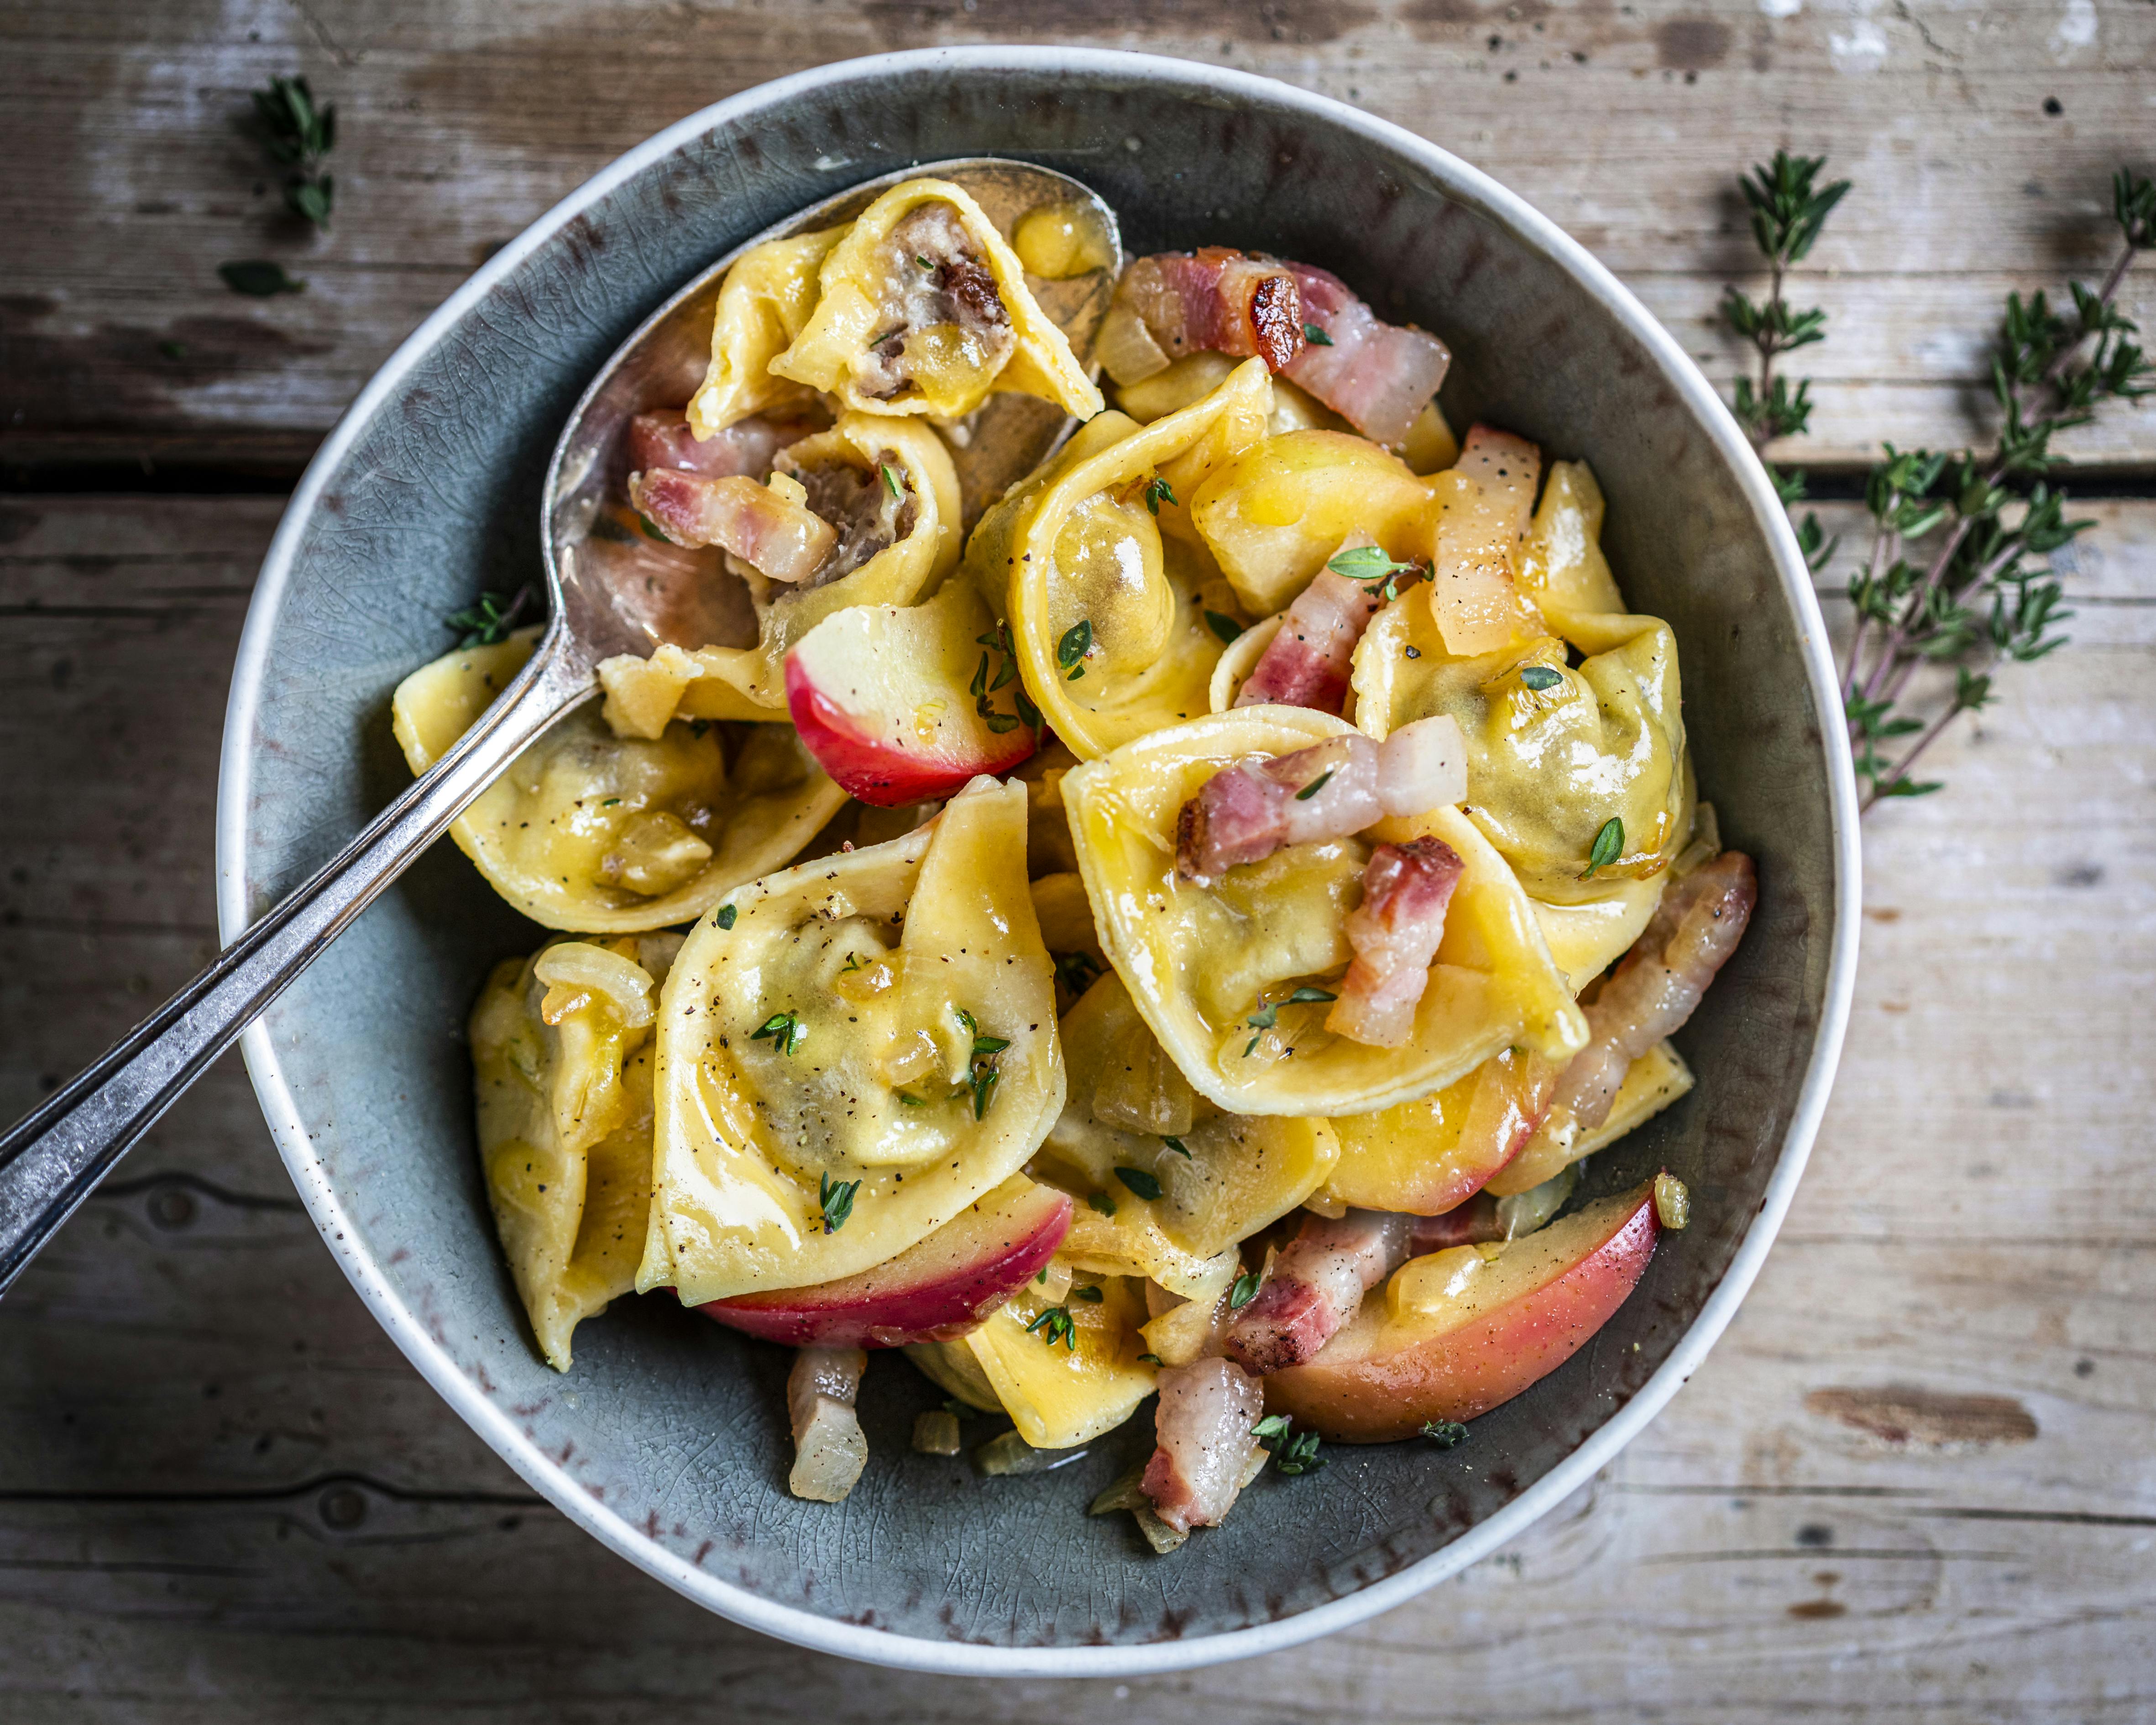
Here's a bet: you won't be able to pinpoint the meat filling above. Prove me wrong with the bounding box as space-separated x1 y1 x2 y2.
776 451 920 587
855 203 1016 402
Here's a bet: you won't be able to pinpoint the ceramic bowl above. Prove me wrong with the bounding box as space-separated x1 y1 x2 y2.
216 47 1859 1675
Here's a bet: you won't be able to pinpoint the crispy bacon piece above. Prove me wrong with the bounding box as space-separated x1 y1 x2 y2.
1223 1209 1415 1375
1281 263 1453 449
628 468 837 584
1552 851 1758 1131
1411 1191 1506 1251
626 409 814 481
1221 1202 1507 1377
1176 734 1382 884
1115 248 1307 374
1173 719 1467 885
1324 836 1465 1048
1235 568 1382 714
1141 1357 1266 1532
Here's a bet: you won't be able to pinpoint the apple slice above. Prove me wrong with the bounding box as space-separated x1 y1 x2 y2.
700 1177 1072 1349
1262 1179 1659 1441
784 579 1036 805
1318 1046 1550 1215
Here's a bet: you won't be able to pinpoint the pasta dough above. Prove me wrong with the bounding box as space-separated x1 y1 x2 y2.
1037 972 1340 1295
986 359 1274 759
391 630 847 932
1352 458 1690 910
686 226 847 439
769 178 1103 422
470 934 680 1370
639 776 1065 1305
1062 706 1586 1117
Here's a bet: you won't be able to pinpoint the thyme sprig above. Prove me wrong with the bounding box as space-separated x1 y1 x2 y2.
445 585 533 648
1725 153 2154 811
249 74 337 230
1251 1414 1327 1476
971 621 1041 735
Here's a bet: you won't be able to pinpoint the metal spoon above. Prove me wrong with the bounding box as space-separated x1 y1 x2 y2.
0 158 1123 1294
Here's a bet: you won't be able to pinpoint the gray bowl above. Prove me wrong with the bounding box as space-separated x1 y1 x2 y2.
215 47 1859 1674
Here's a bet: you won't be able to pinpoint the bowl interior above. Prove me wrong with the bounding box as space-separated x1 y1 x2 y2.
223 51 1845 1668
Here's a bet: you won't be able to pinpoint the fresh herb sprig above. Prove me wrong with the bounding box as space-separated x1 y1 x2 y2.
445 585 533 648
1326 544 1428 603
1053 949 1103 998
1725 154 2153 810
1722 152 1847 458
1251 1414 1327 1476
954 1007 1008 1120
817 1171 860 1234
971 621 1041 735
751 1010 807 1057
1026 1305 1078 1349
250 74 338 230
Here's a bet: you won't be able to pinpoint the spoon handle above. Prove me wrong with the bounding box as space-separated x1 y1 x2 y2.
0 632 591 1296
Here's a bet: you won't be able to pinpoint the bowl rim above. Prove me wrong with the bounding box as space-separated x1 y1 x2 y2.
215 43 1861 1678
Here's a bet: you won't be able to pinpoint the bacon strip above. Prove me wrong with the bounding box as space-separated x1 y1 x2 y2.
1141 1357 1266 1532
1324 837 1465 1047
628 468 836 584
1234 568 1382 714
1115 248 1306 375
1281 263 1453 449
1223 1210 1414 1374
1551 851 1757 1132
627 409 814 481
1411 1191 1506 1252
1173 719 1467 885
1221 1203 1506 1376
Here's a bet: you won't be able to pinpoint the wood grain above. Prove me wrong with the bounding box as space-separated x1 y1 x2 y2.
0 491 2148 1715
4 0 2154 471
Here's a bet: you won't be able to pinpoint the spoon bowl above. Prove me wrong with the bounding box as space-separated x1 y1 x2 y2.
541 157 1121 673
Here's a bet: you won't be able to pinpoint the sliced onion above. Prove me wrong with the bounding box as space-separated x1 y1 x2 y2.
532 941 655 1028
1376 715 1468 816
1493 1160 1580 1242
787 1347 869 1503
974 1429 1089 1476
1097 297 1171 386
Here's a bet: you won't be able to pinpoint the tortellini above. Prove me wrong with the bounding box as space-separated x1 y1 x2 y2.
1063 706 1586 1118
914 1270 1156 1449
1352 458 1691 915
605 414 962 718
391 630 847 933
638 776 1065 1306
1190 428 1433 617
471 934 679 1370
1038 972 1339 1295
686 226 847 439
768 178 1103 422
981 359 1274 760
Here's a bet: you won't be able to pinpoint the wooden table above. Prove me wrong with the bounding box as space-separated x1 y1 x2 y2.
4 3 2151 1715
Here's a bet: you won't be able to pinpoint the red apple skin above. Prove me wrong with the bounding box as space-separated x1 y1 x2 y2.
785 659 1035 805
700 1183 1073 1349
1263 1181 1660 1442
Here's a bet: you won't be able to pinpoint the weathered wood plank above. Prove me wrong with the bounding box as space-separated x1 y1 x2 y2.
0 492 2149 1713
4 0 2154 470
